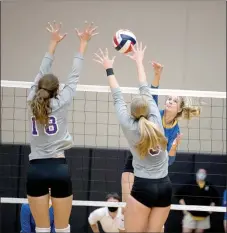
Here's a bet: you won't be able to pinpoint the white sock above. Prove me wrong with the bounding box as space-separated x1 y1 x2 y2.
35 227 51 233
55 224 70 232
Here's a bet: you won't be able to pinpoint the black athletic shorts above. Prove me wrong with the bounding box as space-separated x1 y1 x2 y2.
26 158 72 198
131 175 172 208
123 154 134 173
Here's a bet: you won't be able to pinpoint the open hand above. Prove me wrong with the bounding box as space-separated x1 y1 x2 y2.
93 48 116 69
46 21 67 43
127 42 147 63
150 61 164 75
75 21 98 43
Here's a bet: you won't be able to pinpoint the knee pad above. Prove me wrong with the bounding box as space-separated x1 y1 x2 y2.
35 227 51 233
55 224 70 232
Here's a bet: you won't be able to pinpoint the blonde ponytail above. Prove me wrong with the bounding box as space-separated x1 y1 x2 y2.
30 89 51 126
176 97 201 120
181 106 201 120
29 74 59 126
136 117 167 159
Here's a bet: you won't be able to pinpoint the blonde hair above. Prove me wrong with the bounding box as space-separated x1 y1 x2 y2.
176 97 201 120
131 96 167 159
29 74 59 126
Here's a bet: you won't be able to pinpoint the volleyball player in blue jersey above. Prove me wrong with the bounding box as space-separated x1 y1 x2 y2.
121 58 201 204
94 44 172 232
26 21 98 233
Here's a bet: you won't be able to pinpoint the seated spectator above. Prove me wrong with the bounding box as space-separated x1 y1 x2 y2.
176 168 219 233
223 189 227 233
88 193 125 232
20 189 54 233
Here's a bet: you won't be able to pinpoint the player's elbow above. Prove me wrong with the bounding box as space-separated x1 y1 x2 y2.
90 223 99 232
88 215 96 226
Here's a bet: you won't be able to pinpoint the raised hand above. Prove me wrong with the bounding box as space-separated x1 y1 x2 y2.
150 61 164 75
94 48 116 69
127 42 147 63
75 21 99 43
46 21 67 43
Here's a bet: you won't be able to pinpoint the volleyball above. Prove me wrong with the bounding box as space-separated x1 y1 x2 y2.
113 29 137 54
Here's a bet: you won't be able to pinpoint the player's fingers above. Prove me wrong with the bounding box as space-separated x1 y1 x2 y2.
48 22 54 31
94 53 103 61
142 45 147 53
46 27 52 32
139 42 143 51
93 59 102 64
105 48 109 58
112 56 116 63
131 44 136 52
99 48 105 58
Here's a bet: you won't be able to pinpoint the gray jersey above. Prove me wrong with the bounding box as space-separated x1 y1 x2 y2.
27 52 84 160
111 82 168 179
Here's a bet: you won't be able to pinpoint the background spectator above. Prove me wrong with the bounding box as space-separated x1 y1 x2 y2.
176 169 219 233
88 193 125 232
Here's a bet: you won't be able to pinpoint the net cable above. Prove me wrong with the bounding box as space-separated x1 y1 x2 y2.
1 197 226 212
1 80 226 98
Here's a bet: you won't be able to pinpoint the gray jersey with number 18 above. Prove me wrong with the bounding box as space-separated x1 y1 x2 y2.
27 52 84 161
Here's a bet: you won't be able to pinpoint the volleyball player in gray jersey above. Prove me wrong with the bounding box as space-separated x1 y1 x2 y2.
26 21 98 233
94 44 172 232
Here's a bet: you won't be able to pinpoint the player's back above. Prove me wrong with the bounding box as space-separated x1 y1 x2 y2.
27 52 84 160
29 97 73 160
111 83 168 180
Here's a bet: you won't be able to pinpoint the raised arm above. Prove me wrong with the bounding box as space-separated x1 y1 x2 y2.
150 61 163 105
58 22 98 106
94 49 133 128
128 43 161 120
27 21 67 102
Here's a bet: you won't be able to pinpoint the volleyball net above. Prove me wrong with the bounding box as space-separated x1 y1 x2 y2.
0 80 226 215
1 80 226 154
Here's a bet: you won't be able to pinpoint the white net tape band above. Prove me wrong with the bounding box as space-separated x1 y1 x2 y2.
1 198 226 212
1 80 226 98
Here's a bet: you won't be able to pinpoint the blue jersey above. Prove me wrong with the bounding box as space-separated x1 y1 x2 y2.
151 85 180 166
223 189 227 220
20 204 55 233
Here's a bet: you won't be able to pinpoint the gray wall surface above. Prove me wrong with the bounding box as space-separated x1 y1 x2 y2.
1 0 226 90
1 1 226 154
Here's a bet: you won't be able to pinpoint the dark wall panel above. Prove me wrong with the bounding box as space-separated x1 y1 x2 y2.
0 145 226 233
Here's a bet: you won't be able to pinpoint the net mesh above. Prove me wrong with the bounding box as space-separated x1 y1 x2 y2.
1 80 226 154
0 80 226 217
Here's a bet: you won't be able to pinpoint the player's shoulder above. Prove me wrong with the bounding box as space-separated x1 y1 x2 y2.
51 97 67 111
91 207 106 217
